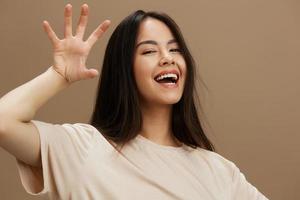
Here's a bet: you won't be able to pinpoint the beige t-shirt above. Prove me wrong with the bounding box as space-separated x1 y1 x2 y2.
15 120 269 200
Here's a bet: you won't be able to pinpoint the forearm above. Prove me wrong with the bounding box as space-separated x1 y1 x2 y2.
0 66 70 122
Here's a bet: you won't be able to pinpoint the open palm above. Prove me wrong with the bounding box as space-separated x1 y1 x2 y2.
42 4 110 83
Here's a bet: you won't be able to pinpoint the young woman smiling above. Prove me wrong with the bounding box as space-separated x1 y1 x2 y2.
0 4 268 200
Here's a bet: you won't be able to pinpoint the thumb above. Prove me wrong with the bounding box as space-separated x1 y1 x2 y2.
83 68 99 79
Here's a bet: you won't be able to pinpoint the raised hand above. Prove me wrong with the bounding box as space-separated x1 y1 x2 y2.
42 4 110 83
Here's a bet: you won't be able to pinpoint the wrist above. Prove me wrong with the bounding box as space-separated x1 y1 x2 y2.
47 66 71 86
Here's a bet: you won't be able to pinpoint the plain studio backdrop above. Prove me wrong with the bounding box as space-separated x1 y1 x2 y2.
0 0 299 199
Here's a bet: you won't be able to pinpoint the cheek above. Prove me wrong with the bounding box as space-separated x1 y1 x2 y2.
133 58 154 87
176 58 187 79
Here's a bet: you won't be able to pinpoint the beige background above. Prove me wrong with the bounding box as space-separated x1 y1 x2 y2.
0 0 299 199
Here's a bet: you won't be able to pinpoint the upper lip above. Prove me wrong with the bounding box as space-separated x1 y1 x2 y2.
154 69 180 80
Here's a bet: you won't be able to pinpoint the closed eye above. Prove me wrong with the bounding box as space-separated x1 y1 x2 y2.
142 50 157 55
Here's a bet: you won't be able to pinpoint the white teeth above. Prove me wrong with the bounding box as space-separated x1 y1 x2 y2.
155 73 178 81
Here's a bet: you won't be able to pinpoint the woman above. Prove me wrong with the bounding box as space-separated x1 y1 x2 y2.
0 3 268 200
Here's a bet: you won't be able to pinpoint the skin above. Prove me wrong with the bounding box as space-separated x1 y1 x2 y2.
133 18 187 147
43 4 111 83
45 4 185 147
0 4 111 168
0 5 186 173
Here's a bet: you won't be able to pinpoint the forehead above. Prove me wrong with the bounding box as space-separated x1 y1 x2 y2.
136 18 175 43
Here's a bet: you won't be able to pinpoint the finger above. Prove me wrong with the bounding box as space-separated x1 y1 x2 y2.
82 68 99 80
42 20 59 46
64 4 73 38
86 20 111 47
75 4 89 39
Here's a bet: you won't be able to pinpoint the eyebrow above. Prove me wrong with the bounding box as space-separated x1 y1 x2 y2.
135 39 177 49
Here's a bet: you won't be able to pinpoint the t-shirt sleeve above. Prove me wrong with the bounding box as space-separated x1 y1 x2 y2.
15 120 96 196
229 161 269 200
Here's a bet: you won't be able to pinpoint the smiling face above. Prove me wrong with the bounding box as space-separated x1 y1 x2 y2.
133 17 187 107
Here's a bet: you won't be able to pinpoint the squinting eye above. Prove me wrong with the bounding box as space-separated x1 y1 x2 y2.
142 50 156 55
170 48 181 53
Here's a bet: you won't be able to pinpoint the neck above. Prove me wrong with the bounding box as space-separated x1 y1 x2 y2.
139 102 181 147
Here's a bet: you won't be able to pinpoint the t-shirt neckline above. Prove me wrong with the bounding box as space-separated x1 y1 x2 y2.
135 134 187 152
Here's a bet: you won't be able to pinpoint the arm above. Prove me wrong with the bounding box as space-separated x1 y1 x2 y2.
0 67 69 168
0 3 110 167
0 66 69 123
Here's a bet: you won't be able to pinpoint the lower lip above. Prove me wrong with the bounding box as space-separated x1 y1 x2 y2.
155 80 179 88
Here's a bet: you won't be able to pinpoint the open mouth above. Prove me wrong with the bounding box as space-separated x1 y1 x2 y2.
154 73 179 84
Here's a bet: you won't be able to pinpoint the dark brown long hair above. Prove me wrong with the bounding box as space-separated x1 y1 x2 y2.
89 10 216 152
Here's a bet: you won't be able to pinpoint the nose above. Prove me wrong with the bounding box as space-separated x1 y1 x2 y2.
159 52 175 66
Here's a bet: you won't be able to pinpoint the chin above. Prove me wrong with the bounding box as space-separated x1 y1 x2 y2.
158 95 182 105
140 91 183 106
